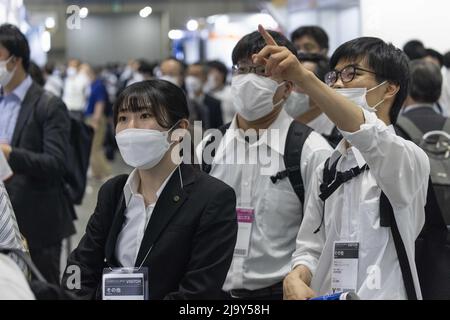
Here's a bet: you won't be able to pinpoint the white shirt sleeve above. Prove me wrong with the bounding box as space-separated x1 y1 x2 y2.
0 254 35 300
292 163 327 276
339 110 430 209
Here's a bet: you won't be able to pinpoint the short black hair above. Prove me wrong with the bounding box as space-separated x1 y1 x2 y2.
207 60 228 85
232 30 297 65
409 60 442 104
297 52 330 82
0 23 30 71
444 51 450 69
425 48 444 67
330 37 410 124
403 40 426 61
113 79 190 128
291 26 329 50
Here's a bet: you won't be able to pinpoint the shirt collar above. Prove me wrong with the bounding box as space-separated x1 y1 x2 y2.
123 167 178 207
402 103 435 114
219 108 293 159
2 76 33 102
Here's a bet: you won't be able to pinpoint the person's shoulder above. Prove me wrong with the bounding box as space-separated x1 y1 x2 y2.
194 168 235 197
98 174 129 198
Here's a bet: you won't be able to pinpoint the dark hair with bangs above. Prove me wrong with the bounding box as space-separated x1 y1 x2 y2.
113 80 189 128
232 30 297 65
330 37 410 124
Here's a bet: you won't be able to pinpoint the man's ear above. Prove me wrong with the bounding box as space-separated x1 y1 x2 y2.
283 80 294 98
384 81 400 101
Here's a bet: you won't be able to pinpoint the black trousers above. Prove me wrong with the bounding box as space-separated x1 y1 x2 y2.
29 243 62 285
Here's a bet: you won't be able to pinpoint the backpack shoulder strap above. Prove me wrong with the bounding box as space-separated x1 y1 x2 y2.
283 121 313 204
380 192 418 300
1 249 46 282
396 116 424 145
201 122 231 173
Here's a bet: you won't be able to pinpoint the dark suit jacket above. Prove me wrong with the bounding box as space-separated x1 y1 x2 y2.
398 105 448 137
5 82 75 249
62 164 237 300
190 94 224 130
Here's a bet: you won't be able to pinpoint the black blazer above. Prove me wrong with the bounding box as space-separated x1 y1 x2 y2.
5 82 75 249
62 164 237 300
204 94 224 130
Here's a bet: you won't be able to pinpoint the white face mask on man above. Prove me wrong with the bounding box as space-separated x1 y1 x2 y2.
284 91 311 118
159 75 180 87
115 122 179 170
185 76 203 99
334 81 388 113
0 56 16 87
231 73 285 121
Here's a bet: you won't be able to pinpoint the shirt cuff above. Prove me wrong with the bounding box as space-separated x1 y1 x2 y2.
291 256 318 277
338 109 386 153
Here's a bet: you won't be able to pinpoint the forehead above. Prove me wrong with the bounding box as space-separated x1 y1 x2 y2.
187 64 203 74
296 35 319 45
334 57 369 70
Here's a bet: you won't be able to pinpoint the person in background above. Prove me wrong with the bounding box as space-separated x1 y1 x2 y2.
399 60 448 137
403 40 427 61
291 26 329 56
43 62 64 98
0 24 75 285
158 57 186 88
84 65 112 180
185 62 223 130
424 48 444 68
205 60 235 124
63 58 90 120
439 52 450 117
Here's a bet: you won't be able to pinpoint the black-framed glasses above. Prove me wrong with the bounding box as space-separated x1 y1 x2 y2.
232 64 266 76
325 65 377 87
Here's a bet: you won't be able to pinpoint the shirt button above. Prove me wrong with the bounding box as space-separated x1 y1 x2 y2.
173 195 180 202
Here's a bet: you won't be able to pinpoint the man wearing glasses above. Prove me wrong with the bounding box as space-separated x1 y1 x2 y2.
199 30 332 300
253 26 429 300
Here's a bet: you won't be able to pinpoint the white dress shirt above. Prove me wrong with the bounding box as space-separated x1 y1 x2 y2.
204 109 332 291
439 67 450 117
292 109 430 300
115 168 176 267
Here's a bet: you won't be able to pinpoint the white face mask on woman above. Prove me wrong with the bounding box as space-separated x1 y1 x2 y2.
0 56 16 87
115 123 178 170
231 73 285 121
334 81 388 113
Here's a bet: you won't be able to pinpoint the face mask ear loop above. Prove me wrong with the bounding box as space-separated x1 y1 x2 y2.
367 80 388 111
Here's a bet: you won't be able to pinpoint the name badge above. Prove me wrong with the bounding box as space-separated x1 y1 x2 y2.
234 208 255 257
102 267 149 300
331 242 359 294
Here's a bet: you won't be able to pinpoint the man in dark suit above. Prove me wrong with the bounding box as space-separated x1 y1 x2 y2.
398 60 448 137
185 63 224 129
0 24 75 285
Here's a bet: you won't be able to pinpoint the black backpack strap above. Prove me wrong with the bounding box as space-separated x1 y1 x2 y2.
396 116 424 145
201 122 231 173
271 121 312 204
1 249 46 282
380 192 418 300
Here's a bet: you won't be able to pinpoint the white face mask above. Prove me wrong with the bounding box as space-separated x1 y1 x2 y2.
231 73 285 121
203 73 218 93
0 56 16 87
335 81 387 113
284 91 310 118
116 124 178 170
185 76 203 99
159 75 180 87
66 67 77 77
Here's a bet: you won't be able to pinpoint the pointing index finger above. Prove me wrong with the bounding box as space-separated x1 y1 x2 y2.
258 24 278 46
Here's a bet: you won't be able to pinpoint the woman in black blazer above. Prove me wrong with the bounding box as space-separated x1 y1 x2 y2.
62 80 237 300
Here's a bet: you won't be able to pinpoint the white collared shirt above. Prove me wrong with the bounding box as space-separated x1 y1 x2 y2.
292 109 430 300
115 168 177 267
202 109 332 291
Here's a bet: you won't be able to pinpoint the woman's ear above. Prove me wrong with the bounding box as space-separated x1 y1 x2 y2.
171 119 190 143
